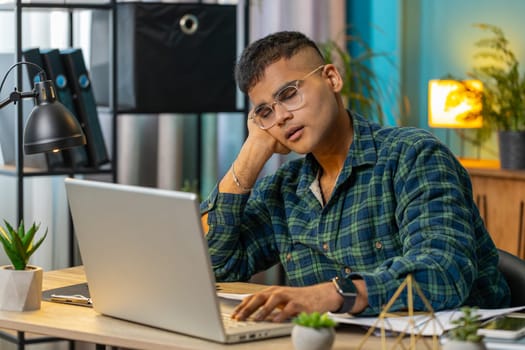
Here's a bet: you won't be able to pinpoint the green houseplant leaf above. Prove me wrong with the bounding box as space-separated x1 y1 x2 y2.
0 220 47 270
449 306 484 343
293 312 337 329
318 32 398 126
468 23 525 145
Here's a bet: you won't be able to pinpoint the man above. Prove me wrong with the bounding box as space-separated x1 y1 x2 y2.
200 31 510 322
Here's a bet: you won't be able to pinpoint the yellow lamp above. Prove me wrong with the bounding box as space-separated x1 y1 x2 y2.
428 79 483 128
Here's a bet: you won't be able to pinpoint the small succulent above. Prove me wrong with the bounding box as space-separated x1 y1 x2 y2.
293 312 337 329
0 220 47 270
449 306 484 343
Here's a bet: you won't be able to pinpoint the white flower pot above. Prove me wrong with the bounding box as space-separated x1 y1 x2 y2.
0 265 43 311
291 325 335 350
442 340 487 350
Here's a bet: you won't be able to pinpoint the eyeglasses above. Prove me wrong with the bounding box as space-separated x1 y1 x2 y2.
249 65 325 130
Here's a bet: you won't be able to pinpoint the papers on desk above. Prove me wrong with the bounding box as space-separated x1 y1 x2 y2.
483 335 525 350
217 292 251 301
329 306 525 336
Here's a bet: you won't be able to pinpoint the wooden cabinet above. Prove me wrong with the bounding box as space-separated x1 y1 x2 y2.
463 160 525 259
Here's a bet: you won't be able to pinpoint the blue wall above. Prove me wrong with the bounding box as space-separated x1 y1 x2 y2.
348 0 402 126
350 0 525 159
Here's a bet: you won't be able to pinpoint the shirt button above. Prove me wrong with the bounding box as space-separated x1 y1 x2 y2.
322 243 329 251
375 241 383 249
344 267 352 274
286 253 292 261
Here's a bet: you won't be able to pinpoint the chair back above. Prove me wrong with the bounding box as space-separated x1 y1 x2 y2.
497 249 525 307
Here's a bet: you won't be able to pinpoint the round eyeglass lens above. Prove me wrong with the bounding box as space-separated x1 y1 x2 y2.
276 85 303 110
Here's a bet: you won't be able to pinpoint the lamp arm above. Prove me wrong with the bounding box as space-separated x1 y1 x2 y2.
0 96 11 110
0 61 47 110
0 89 37 110
0 61 47 92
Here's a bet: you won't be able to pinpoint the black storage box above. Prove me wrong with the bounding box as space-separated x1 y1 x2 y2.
91 2 238 114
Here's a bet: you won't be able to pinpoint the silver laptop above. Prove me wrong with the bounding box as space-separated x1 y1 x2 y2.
64 178 293 344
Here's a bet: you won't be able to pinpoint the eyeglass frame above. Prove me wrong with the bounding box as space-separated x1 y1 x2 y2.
248 64 326 130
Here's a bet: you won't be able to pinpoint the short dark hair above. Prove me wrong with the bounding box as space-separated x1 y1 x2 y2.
235 31 325 93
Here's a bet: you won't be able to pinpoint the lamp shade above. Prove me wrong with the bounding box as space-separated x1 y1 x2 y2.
428 79 483 128
23 80 86 154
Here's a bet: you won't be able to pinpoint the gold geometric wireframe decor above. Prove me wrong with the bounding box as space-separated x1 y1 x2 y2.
357 274 444 350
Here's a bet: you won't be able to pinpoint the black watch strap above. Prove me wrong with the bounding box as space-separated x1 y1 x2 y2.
331 276 357 313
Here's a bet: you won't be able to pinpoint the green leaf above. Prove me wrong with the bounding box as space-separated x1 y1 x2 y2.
18 220 25 240
0 219 47 270
449 307 484 342
463 23 525 144
21 222 38 247
25 228 48 260
318 31 403 125
0 226 10 242
292 312 337 329
21 222 39 252
4 220 16 240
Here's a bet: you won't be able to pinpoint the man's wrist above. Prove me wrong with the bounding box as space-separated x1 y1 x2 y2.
231 162 252 193
331 276 357 313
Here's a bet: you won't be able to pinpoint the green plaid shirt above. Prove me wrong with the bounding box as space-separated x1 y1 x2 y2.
201 113 510 315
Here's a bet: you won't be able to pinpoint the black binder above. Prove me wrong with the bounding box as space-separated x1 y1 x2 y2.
40 48 89 168
60 48 109 167
22 48 66 169
22 48 44 85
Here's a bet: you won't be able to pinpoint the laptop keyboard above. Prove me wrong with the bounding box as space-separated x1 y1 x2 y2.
221 313 259 329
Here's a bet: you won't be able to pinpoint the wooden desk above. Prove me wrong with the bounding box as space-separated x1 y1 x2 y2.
0 267 439 349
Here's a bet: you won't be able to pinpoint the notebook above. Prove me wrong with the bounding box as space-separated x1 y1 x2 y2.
64 178 293 343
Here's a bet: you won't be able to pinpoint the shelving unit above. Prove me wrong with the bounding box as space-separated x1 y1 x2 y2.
0 0 116 227
1 1 248 348
0 2 116 348
2 0 250 263
0 0 117 270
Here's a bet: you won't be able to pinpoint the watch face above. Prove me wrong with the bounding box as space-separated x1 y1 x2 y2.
336 277 357 296
332 277 358 313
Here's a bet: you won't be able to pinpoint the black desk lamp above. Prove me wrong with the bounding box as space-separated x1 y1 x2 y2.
0 61 86 154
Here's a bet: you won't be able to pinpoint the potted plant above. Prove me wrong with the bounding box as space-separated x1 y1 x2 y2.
291 311 337 350
0 219 47 311
468 23 525 169
443 306 486 350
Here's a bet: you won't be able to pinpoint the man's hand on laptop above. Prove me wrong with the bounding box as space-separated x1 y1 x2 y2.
230 283 344 323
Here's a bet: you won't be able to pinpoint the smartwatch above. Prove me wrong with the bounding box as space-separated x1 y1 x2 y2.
331 276 357 313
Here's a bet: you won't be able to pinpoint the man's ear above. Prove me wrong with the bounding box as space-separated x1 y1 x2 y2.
323 64 343 92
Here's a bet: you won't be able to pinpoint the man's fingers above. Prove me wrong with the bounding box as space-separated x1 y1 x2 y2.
231 294 254 318
232 286 312 322
272 299 304 322
233 292 269 320
253 292 288 321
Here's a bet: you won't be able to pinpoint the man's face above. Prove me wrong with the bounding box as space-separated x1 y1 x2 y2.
248 53 343 155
